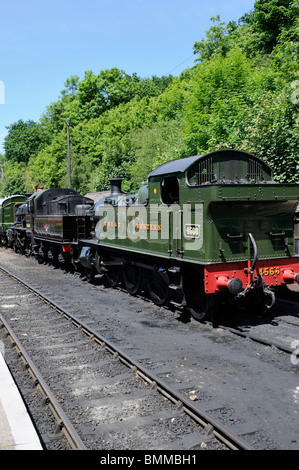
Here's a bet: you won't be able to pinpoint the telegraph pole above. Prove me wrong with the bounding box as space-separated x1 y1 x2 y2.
66 118 71 188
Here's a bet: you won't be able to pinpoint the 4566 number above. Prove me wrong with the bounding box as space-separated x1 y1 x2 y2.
259 266 280 276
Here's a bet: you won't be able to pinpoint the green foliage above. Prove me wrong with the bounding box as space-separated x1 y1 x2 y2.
4 120 50 164
0 161 28 196
128 120 185 190
26 132 68 190
244 88 299 181
193 1 299 60
193 15 237 62
1 0 298 197
241 0 299 53
0 154 5 194
183 45 298 182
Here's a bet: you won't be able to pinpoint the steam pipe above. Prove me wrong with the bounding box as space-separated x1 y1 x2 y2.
248 233 258 275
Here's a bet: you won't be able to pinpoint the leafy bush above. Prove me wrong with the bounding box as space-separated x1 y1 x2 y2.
1 0 298 196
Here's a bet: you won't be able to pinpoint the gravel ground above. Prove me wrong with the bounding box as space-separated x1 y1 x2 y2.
0 247 298 450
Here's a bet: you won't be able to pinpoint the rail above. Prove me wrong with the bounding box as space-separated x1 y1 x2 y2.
0 313 86 450
0 265 254 450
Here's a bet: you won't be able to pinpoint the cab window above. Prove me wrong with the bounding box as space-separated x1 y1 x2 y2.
161 176 179 204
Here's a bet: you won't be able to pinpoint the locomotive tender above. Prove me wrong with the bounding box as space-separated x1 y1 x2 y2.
4 149 299 319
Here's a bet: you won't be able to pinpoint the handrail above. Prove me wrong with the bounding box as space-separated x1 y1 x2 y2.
248 233 258 275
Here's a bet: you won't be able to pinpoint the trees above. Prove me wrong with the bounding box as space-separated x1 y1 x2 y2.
0 161 28 196
193 15 237 62
128 120 184 190
1 0 298 197
241 0 299 53
4 120 50 164
188 0 298 183
193 1 299 61
1 119 51 195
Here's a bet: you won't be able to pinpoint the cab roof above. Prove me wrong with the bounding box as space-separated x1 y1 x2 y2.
147 149 271 179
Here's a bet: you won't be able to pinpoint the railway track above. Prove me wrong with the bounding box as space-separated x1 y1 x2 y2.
0 265 254 451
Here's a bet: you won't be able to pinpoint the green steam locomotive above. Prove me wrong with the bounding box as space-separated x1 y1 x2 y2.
4 150 299 320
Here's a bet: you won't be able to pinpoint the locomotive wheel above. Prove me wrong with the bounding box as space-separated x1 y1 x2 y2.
187 291 210 321
105 266 121 288
184 271 213 321
85 266 95 281
24 240 32 258
123 264 142 295
145 267 171 306
49 247 59 264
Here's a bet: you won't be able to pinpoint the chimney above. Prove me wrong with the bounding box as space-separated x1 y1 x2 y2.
109 178 124 197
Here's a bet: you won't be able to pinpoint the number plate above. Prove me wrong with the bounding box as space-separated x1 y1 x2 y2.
259 266 280 276
184 224 200 239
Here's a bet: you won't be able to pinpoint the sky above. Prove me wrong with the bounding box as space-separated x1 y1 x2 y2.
0 0 255 153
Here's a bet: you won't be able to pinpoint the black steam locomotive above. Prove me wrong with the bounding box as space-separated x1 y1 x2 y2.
8 188 94 263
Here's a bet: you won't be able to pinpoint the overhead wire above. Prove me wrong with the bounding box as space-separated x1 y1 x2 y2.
167 53 195 74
